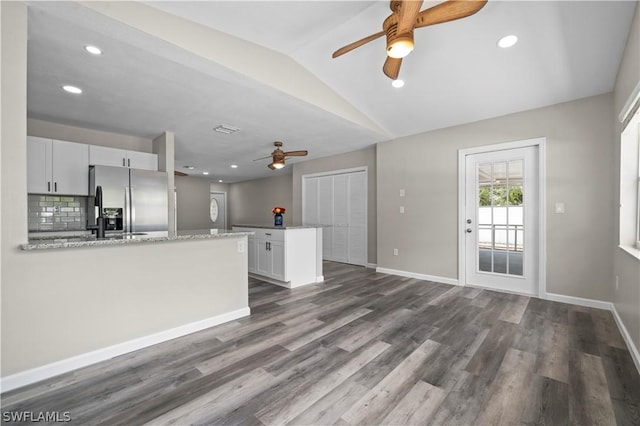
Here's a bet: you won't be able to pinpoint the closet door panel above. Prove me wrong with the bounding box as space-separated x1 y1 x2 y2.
302 178 318 226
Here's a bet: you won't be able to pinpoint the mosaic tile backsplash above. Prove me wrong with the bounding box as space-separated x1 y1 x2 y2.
28 195 88 232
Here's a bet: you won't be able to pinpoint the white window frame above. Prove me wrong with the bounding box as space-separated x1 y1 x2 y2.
618 81 640 257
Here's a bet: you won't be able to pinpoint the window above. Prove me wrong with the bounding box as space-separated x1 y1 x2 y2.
619 107 640 254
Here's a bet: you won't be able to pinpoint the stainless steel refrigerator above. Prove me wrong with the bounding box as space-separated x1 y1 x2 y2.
89 165 168 233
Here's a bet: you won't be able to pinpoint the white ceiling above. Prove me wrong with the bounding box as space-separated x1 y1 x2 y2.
26 1 636 182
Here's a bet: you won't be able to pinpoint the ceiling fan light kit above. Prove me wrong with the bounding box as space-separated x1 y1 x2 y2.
332 0 488 80
387 33 414 58
256 141 308 170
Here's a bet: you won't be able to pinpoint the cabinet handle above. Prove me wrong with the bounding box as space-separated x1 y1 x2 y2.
128 158 131 167
265 233 272 236
47 182 51 192
54 182 57 192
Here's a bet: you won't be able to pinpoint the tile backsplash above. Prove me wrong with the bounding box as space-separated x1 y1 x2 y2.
28 195 88 232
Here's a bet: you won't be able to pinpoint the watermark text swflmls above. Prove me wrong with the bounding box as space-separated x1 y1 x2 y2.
2 411 72 423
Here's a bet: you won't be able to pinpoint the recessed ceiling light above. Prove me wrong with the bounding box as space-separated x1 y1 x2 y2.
230 164 238 169
183 165 195 170
62 85 82 94
214 124 240 134
392 79 405 88
202 172 209 175
498 35 518 48
84 45 103 55
218 179 223 183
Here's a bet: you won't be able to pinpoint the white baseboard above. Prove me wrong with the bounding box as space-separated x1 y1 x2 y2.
375 267 459 286
611 304 640 375
0 307 250 393
545 292 640 375
366 263 377 269
544 292 613 310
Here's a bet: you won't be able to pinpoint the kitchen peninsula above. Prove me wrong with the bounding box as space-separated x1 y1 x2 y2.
232 225 323 288
3 229 252 392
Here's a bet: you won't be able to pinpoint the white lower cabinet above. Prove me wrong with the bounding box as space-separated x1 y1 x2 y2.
233 226 323 288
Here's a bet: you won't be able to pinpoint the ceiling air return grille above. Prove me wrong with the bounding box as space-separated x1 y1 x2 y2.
214 124 240 134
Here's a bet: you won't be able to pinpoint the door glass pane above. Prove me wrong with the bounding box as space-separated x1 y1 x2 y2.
478 226 492 272
476 159 525 276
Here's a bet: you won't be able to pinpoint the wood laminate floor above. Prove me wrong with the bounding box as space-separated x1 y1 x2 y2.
2 262 640 425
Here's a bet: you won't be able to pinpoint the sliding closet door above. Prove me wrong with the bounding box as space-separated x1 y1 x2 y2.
332 174 349 263
347 171 367 265
317 176 334 259
302 168 367 267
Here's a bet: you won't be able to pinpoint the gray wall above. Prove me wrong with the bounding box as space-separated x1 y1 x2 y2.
292 146 377 265
229 173 293 227
175 175 229 230
613 3 640 359
377 93 615 302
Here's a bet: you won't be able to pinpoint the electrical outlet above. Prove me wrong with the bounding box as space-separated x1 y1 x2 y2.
237 240 246 253
399 189 405 197
399 206 405 214
393 248 399 256
555 202 565 214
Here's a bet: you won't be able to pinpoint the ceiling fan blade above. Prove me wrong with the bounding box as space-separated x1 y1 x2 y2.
397 0 424 35
283 150 308 157
383 56 402 79
415 0 487 29
253 155 273 161
332 31 386 58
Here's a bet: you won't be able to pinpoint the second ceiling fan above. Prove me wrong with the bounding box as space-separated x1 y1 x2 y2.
332 0 488 80
254 141 308 170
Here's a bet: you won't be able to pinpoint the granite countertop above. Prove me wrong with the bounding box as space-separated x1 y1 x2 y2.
232 224 319 230
21 229 253 251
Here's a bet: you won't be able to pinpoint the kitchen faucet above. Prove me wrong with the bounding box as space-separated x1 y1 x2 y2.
88 185 106 239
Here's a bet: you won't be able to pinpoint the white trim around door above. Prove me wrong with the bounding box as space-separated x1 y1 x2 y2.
458 138 547 298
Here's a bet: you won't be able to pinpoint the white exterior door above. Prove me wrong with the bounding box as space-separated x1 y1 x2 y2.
464 146 539 295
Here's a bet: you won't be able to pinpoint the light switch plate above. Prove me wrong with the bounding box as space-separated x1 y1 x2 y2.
399 189 405 197
555 202 565 214
400 206 405 214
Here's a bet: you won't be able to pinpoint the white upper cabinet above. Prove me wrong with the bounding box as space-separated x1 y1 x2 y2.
89 145 157 171
27 136 89 195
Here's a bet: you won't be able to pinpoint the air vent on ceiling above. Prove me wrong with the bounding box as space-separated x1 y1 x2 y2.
214 124 240 134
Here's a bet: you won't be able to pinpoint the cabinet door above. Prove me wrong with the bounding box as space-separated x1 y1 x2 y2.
247 237 258 273
52 140 89 195
270 241 286 281
27 136 52 193
89 145 128 167
256 239 271 276
127 151 158 171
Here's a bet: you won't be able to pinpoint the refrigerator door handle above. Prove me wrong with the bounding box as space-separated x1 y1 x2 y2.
124 186 131 233
130 187 136 232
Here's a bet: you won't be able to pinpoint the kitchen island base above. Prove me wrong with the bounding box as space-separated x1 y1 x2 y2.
233 225 323 288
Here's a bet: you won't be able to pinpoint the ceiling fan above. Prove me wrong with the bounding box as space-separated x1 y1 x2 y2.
332 0 488 80
254 141 308 170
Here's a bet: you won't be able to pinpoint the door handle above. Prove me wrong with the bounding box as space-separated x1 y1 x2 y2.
466 228 473 233
467 219 472 224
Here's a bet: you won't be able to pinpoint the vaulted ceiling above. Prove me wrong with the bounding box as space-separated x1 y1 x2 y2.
26 1 636 182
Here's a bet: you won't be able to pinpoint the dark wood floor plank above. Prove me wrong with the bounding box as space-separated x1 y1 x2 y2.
474 348 537 425
2 261 638 426
568 349 616 425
